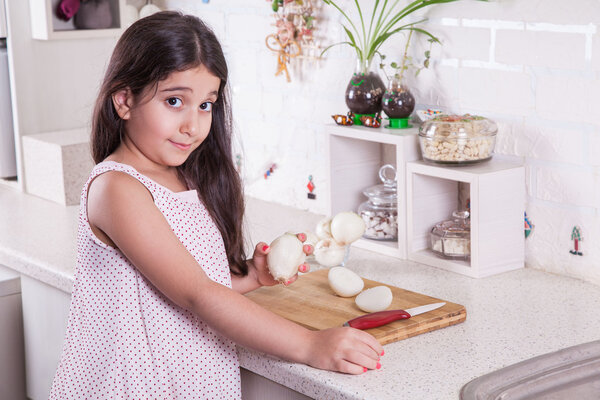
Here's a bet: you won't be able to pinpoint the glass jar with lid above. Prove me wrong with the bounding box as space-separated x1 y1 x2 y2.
430 210 471 259
418 114 497 164
358 164 398 241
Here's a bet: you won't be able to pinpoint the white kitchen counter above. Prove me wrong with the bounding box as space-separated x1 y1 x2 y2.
1 184 600 400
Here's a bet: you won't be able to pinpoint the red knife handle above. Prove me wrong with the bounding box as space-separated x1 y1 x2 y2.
344 310 411 330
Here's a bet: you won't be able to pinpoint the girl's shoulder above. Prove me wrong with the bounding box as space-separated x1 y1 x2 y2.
86 161 157 211
89 160 157 196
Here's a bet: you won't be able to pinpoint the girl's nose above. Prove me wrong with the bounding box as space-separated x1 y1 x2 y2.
180 112 198 135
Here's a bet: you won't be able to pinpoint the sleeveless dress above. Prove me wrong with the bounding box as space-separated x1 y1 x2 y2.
50 161 242 399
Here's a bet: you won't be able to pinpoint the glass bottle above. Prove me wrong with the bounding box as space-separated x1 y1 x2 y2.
358 164 398 241
381 75 415 119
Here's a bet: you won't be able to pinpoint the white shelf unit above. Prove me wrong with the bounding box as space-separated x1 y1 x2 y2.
29 0 125 40
406 158 525 278
326 123 420 259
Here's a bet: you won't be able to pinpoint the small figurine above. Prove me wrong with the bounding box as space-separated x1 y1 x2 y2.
570 226 583 256
360 112 382 128
524 212 534 238
332 111 355 126
306 175 316 199
264 163 277 179
235 154 242 174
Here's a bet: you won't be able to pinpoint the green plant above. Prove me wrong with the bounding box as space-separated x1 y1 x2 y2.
322 0 487 73
379 30 435 85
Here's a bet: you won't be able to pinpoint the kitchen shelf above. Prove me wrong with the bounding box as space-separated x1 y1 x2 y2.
326 122 420 259
29 0 125 40
406 158 525 278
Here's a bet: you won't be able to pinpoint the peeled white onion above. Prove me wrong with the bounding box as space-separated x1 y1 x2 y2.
267 233 306 282
355 286 393 312
330 211 366 245
314 238 346 267
315 217 333 240
328 267 364 297
304 231 319 247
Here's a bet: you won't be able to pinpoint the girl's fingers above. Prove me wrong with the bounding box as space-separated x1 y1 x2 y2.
283 275 298 286
302 244 314 255
355 330 384 358
298 263 310 273
338 360 369 375
344 342 381 370
258 242 269 254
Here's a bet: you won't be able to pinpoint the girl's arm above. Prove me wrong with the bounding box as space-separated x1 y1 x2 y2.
88 171 383 374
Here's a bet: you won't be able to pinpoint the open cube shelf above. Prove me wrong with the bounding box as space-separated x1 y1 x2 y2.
326 123 420 259
29 0 125 40
406 159 525 277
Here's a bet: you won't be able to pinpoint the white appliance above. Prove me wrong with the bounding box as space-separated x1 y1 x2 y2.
0 0 6 38
0 1 17 179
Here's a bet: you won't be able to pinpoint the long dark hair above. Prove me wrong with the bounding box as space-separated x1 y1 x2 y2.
91 11 248 276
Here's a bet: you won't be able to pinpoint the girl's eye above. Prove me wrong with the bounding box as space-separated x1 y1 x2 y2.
200 102 213 112
166 97 182 107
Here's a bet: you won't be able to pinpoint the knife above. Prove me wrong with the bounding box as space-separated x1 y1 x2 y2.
343 302 446 330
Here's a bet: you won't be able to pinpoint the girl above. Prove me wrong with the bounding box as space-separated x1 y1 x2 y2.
50 11 383 399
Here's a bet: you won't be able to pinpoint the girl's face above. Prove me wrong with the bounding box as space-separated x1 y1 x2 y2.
115 65 221 168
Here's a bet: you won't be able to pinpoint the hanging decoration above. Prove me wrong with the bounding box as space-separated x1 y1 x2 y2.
265 34 301 82
307 175 316 199
265 0 320 82
264 163 278 179
524 212 534 238
569 226 583 256
235 154 242 174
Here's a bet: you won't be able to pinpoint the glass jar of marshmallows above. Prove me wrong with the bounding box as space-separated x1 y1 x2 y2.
358 164 398 241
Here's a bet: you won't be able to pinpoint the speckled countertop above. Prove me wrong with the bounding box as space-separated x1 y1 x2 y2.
1 184 599 400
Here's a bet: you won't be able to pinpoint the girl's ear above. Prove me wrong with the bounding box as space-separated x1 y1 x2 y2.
112 89 133 120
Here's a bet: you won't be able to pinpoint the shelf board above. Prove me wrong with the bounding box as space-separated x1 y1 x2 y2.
352 238 402 258
43 28 123 40
327 123 418 145
409 249 475 277
408 157 524 181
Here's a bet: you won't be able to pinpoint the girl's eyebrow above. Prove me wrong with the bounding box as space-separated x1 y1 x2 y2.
160 86 193 93
160 87 219 98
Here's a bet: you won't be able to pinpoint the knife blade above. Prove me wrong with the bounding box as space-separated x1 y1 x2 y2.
343 302 446 330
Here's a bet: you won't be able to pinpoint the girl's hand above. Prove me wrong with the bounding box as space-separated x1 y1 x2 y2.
250 233 313 287
303 327 384 375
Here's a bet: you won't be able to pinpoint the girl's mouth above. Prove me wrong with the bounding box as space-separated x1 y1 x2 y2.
169 140 192 151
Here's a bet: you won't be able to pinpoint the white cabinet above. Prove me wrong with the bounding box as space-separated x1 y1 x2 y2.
20 275 70 400
0 265 26 400
29 0 125 40
241 368 312 400
406 159 525 278
326 123 420 259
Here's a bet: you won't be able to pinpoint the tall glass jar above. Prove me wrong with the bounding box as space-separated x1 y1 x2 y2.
345 58 385 115
358 164 398 241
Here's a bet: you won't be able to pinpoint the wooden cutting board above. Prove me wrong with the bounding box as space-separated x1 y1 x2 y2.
245 269 466 345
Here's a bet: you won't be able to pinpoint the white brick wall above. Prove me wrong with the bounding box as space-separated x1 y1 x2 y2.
161 0 600 285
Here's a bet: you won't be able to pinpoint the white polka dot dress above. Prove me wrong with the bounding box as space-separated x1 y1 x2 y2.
50 161 242 399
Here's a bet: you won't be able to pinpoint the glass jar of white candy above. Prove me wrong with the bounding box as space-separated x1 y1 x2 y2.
358 164 398 241
418 114 497 165
430 210 471 259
